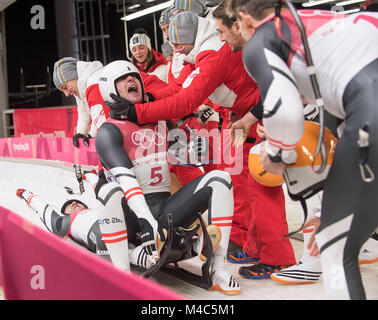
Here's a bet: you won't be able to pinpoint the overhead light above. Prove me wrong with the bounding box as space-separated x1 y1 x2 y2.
343 7 361 13
127 4 141 10
336 0 364 6
121 1 172 22
302 0 337 7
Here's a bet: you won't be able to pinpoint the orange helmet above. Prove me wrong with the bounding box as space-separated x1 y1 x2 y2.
248 121 338 196
284 121 338 200
248 142 285 187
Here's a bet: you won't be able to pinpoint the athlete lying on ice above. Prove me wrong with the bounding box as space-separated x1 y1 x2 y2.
16 177 155 271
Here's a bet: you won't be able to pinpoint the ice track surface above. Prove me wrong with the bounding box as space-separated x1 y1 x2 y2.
0 159 377 300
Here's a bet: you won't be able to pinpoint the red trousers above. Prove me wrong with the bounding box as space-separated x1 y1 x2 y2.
169 164 203 186
219 120 295 265
244 174 296 265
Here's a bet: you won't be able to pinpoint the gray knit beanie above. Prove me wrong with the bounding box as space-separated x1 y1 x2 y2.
53 57 79 89
168 11 198 45
170 0 207 17
159 8 172 26
161 42 173 59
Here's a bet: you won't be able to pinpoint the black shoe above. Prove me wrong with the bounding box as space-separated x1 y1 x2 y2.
227 249 260 264
239 263 292 279
227 241 242 255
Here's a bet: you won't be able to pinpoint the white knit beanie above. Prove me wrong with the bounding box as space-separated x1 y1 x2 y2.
129 33 152 52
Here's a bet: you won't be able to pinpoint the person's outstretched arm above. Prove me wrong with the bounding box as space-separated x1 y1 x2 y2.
16 189 70 238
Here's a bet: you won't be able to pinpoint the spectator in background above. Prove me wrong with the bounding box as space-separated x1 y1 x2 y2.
159 8 172 40
157 6 218 187
52 57 109 148
129 29 168 82
170 0 213 18
161 42 174 62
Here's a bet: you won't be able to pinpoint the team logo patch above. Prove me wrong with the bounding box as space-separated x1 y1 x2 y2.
183 67 200 89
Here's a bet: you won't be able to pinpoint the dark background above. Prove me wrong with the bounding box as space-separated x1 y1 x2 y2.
5 0 164 108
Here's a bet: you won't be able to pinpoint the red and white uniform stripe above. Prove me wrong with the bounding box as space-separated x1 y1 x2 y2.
211 216 233 228
102 229 128 244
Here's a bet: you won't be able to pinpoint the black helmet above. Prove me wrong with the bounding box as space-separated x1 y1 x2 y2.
60 199 88 214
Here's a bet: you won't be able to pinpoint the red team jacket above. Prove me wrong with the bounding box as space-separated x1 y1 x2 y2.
135 43 261 124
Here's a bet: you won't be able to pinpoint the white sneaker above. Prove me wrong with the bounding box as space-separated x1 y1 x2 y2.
358 249 378 265
270 259 322 284
359 236 378 265
211 264 240 295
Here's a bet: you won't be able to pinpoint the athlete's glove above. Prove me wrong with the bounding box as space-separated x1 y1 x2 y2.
145 92 155 102
16 189 33 203
303 104 319 121
187 127 209 164
73 133 91 148
94 169 108 200
106 93 138 123
197 107 215 125
138 218 160 266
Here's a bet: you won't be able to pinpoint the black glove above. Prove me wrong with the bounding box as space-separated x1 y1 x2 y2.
197 107 214 124
106 93 138 122
83 134 91 147
94 169 108 199
138 218 159 265
73 133 91 148
145 92 155 102
188 134 209 164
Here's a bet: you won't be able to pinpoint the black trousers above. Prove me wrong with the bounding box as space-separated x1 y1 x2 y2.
317 58 378 299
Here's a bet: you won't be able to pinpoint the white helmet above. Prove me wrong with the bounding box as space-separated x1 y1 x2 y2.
99 60 144 104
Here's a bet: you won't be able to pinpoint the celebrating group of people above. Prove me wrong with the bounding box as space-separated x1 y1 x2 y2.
18 0 378 299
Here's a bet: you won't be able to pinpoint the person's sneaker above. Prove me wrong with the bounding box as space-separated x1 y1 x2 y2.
211 266 241 295
270 260 322 284
358 248 378 265
239 263 291 279
358 236 378 265
226 249 260 264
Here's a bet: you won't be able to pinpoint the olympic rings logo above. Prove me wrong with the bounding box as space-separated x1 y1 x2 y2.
132 126 166 149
